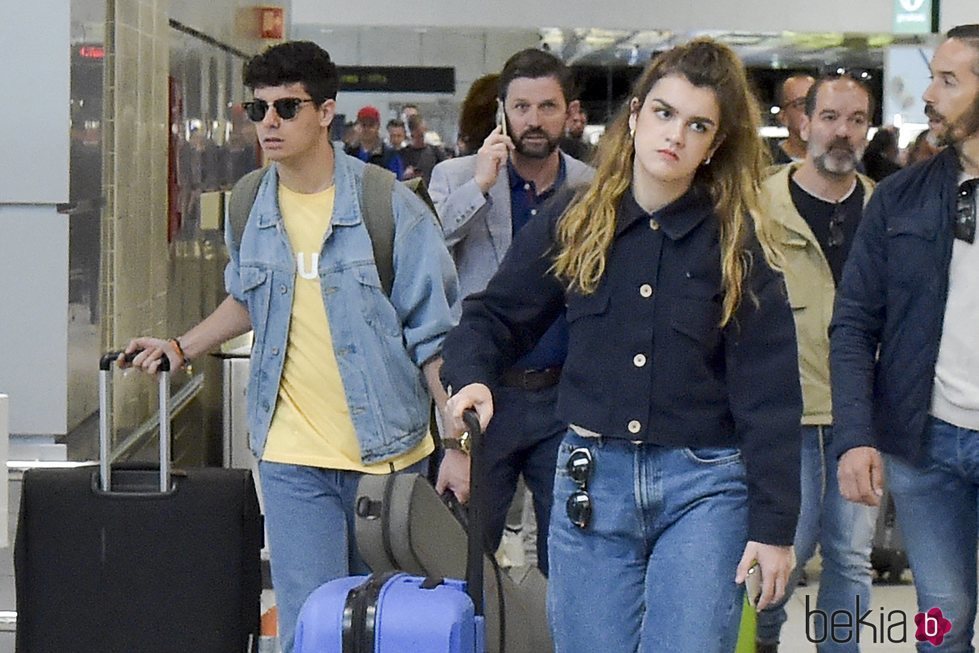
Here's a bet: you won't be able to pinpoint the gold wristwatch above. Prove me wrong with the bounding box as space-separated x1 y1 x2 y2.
442 430 472 455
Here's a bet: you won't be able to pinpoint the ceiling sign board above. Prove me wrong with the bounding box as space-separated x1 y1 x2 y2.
337 67 455 94
893 0 938 34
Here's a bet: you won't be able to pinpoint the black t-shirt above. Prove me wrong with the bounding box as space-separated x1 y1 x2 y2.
399 144 447 185
788 173 865 285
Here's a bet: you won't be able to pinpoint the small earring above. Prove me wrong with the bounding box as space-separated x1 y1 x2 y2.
629 126 636 138
704 155 712 165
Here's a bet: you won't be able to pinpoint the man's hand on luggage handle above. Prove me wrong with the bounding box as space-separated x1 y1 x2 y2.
838 446 884 507
119 337 182 375
436 383 494 504
436 450 471 504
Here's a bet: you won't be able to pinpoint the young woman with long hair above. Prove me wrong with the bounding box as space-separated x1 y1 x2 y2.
440 38 802 652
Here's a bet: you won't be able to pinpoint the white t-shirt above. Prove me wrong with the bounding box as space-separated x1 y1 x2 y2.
931 172 979 430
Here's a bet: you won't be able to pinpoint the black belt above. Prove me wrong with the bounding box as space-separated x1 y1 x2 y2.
501 366 562 391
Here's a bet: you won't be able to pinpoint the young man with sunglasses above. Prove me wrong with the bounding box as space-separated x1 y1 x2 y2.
121 41 460 653
755 74 875 653
831 25 979 652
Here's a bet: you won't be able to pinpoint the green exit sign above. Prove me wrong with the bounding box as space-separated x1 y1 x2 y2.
894 0 938 34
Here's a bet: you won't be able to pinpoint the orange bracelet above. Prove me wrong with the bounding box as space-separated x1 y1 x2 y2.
168 337 189 368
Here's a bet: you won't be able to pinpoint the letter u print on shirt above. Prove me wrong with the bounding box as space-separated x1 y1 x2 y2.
296 252 319 280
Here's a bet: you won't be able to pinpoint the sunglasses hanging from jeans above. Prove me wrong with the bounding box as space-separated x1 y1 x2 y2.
566 448 593 529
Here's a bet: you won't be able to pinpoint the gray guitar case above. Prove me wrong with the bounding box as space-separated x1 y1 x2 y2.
354 472 552 653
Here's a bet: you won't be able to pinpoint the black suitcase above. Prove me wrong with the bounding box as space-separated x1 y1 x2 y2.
15 352 264 653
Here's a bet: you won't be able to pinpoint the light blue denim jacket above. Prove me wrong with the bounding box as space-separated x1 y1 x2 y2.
224 142 461 464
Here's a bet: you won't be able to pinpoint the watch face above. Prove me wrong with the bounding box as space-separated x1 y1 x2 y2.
459 431 471 453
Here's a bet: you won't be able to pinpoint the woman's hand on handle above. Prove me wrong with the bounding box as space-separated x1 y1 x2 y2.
735 541 795 611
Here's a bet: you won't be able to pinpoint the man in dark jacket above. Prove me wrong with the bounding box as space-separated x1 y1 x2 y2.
831 25 979 652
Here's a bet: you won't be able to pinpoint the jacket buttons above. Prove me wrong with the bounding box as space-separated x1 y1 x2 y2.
628 420 641 434
279 284 288 294
649 219 661 231
271 347 280 356
633 354 647 367
639 284 653 298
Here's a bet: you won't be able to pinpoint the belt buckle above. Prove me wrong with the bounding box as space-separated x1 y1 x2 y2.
518 369 537 390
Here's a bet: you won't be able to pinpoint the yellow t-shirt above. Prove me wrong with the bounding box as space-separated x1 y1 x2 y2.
262 184 433 472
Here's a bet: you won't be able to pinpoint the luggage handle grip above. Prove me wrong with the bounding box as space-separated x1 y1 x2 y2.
461 409 485 616
100 350 171 372
99 349 172 493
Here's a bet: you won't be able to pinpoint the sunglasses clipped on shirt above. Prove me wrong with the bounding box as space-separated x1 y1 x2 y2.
828 202 847 248
956 178 977 245
242 97 316 122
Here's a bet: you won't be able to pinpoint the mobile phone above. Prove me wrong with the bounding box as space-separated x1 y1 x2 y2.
496 99 508 138
745 563 762 609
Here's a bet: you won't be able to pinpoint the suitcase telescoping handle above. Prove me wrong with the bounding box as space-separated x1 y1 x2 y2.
462 408 485 617
98 351 171 493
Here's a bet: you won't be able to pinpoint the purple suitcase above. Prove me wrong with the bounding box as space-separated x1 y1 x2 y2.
293 411 487 653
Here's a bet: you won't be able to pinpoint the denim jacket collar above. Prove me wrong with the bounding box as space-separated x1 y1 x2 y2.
253 141 365 232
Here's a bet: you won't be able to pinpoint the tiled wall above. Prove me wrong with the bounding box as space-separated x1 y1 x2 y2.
102 0 170 426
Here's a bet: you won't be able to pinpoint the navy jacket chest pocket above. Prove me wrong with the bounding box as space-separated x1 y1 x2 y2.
886 215 939 289
566 288 610 323
671 297 723 349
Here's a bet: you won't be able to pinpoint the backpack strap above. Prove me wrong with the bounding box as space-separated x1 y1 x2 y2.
227 168 267 252
360 164 397 297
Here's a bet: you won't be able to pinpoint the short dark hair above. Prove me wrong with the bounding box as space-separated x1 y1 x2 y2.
406 114 425 134
387 118 404 129
498 48 574 105
804 74 875 121
948 25 979 75
243 41 338 104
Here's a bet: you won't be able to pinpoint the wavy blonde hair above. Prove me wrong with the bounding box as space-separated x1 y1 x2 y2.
553 38 778 325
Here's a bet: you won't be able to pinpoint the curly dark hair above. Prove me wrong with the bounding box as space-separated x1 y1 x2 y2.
242 41 338 104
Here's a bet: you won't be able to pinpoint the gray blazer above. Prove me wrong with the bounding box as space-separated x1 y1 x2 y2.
429 152 594 299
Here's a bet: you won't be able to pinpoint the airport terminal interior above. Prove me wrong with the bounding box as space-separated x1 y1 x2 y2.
1 0 978 651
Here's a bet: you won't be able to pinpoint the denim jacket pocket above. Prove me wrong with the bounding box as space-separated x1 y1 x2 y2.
239 265 271 338
352 264 402 337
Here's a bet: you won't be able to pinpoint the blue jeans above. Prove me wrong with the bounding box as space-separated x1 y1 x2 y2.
885 417 979 653
259 459 425 653
480 383 565 574
547 430 748 653
756 426 877 651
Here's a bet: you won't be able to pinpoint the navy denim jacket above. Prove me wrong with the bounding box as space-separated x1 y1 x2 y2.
830 147 960 463
225 143 460 463
442 185 802 544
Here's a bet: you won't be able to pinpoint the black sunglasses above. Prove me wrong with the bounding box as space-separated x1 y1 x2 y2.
956 178 977 244
828 203 847 248
565 447 593 529
242 97 315 122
